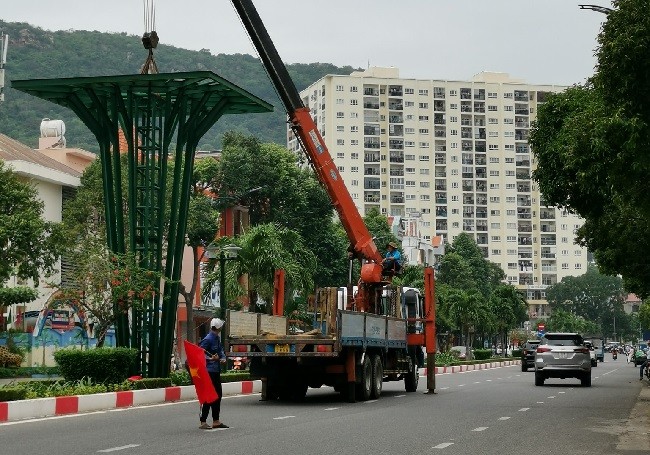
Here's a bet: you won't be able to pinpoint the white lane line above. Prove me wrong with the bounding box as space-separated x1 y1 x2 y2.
273 415 295 420
559 391 566 394
498 417 511 421
602 369 618 376
519 407 530 412
537 401 544 404
394 394 406 398
472 427 489 432
97 445 140 453
474 381 481 384
515 374 521 377
364 399 378 404
594 377 599 379
439 387 449 390
432 442 454 449
547 396 556 399
458 384 466 387
486 379 492 382
497 377 502 380
324 407 340 411
0 410 106 426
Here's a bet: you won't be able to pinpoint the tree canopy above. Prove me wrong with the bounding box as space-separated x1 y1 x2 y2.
530 0 650 297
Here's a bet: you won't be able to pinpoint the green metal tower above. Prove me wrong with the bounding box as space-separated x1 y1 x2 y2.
13 71 272 377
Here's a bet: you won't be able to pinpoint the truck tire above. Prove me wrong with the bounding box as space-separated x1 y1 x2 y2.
344 382 356 403
371 355 383 399
356 355 373 401
404 356 419 392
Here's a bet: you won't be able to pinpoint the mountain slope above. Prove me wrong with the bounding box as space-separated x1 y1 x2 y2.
0 21 359 151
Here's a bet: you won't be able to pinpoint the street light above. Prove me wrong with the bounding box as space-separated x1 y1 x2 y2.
579 4 613 14
205 243 242 316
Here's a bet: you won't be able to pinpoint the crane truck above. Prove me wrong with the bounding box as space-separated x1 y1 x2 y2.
224 0 436 402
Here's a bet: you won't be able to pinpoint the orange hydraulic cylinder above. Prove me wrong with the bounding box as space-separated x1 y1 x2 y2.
273 269 285 316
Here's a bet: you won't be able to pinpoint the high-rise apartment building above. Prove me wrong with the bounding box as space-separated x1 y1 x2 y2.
288 67 588 319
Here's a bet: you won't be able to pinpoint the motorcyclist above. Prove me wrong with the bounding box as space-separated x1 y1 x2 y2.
639 341 650 381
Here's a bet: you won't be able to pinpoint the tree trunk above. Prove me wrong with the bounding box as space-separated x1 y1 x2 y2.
96 325 108 348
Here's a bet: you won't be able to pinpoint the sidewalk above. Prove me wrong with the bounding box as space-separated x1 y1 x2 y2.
0 360 520 423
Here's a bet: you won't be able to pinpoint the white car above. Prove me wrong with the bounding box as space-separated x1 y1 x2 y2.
584 341 598 367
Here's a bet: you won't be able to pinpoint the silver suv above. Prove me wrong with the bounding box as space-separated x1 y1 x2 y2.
534 332 592 387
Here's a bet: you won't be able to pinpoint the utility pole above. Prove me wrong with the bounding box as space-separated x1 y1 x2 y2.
0 32 8 102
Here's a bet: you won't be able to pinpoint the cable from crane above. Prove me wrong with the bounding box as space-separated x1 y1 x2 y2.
141 0 159 74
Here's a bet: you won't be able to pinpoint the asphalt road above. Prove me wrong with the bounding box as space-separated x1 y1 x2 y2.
2 360 648 455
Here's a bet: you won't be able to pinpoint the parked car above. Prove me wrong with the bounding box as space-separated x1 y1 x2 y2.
534 332 592 387
450 346 469 360
521 340 540 372
584 341 598 367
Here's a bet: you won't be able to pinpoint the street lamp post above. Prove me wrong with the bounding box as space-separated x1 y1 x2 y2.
579 4 613 14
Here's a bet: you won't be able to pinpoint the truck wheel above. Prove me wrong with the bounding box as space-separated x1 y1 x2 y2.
344 382 356 403
262 378 279 401
534 372 545 386
371 355 383 399
356 355 373 401
404 356 419 392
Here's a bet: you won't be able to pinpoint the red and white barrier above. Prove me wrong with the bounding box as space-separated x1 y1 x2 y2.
0 380 261 423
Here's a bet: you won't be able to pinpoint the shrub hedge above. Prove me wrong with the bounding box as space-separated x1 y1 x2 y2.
0 387 27 402
54 348 137 384
129 378 172 390
472 349 493 360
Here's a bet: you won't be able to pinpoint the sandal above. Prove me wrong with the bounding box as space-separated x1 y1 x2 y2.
212 423 229 428
199 423 211 429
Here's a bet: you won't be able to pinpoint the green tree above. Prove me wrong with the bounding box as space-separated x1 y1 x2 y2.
545 264 625 337
0 160 63 323
530 1 650 297
546 308 599 334
203 223 317 314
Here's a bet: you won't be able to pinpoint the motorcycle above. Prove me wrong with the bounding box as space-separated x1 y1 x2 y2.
612 350 618 360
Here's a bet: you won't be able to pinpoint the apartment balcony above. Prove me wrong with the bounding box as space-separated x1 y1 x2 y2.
462 157 474 165
474 119 486 126
475 157 486 165
474 102 485 113
388 101 403 111
364 102 380 110
461 105 472 113
474 90 486 100
516 172 530 180
461 119 472 126
436 197 447 204
364 87 379 96
364 194 380 203
515 108 529 116
389 125 404 136
517 197 532 207
475 144 486 153
514 91 529 102
541 253 556 259
515 130 529 141
436 208 448 217
516 159 530 167
476 223 488 232
434 101 446 111
388 86 403 96
476 197 487 205
364 154 380 163
437 220 448 231
434 130 446 138
389 140 404 150
389 154 404 163
518 252 533 259
364 167 380 176
364 179 381 190
364 125 380 135
476 170 487 179
434 89 445 99
518 236 532 245
390 196 405 204
462 184 474 192
516 145 530 153
435 158 446 164
517 209 532 219
476 210 487 219
364 139 380 149
515 121 530 128
462 144 473 152
476 234 488 245
540 224 556 233
462 172 473 179
460 88 472 99
476 182 487 192
434 113 446 125
540 238 557 246
389 168 404 176
463 221 475 231
435 171 447 178
435 182 447 191
518 226 532 233
389 114 403 123
540 211 556 220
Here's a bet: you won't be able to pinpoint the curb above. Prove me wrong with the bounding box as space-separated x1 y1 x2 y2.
0 380 262 423
0 360 520 423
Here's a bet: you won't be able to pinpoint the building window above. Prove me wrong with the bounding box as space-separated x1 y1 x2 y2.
404 88 414 94
350 99 358 106
350 126 359 132
449 103 458 109
351 179 359 186
562 263 569 270
419 115 429 121
450 129 458 135
405 101 415 107
491 223 501 229
489 118 498 124
489 170 500 176
419 128 430 134
450 116 458 122
420 168 430 175
492 249 501 255
419 89 429 96
336 152 345 159
350 86 358 92
419 102 429 109
351 166 359 173
406 167 416 173
449 90 457 96
337 125 344 132
337 112 344 118
336 98 344 104
351 140 359 146
351 152 359 159
488 105 498 111
420 194 430 201
336 85 344 91
419 155 430 161
337 139 345 145
338 166 345 172
350 112 358 118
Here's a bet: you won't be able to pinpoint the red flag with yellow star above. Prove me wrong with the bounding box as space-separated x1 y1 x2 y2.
183 340 218 404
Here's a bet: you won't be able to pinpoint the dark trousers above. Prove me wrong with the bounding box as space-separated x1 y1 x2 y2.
641 360 649 379
200 371 223 422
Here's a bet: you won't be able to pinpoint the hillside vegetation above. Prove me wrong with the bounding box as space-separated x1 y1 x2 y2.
0 21 359 151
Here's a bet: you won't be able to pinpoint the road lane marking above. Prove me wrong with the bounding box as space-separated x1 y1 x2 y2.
439 387 449 390
547 396 556 399
537 401 544 404
472 427 488 432
0 411 106 426
97 445 140 453
498 417 511 421
324 407 340 411
474 381 481 384
519 407 530 412
486 379 492 382
516 374 521 377
273 416 295 420
559 392 565 394
394 394 406 398
432 443 454 449
602 369 618 376
497 378 502 380
364 400 378 404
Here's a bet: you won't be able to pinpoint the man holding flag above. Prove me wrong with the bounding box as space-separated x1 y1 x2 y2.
184 317 228 429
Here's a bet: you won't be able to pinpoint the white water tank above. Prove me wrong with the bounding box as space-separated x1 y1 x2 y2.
40 118 66 138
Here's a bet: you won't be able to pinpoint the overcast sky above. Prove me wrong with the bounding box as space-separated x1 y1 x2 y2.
2 0 612 86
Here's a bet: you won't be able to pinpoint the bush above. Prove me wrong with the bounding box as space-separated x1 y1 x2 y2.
170 369 191 386
473 349 493 361
54 348 137 384
435 351 459 366
128 378 172 390
0 387 27 402
221 371 250 383
511 349 522 358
